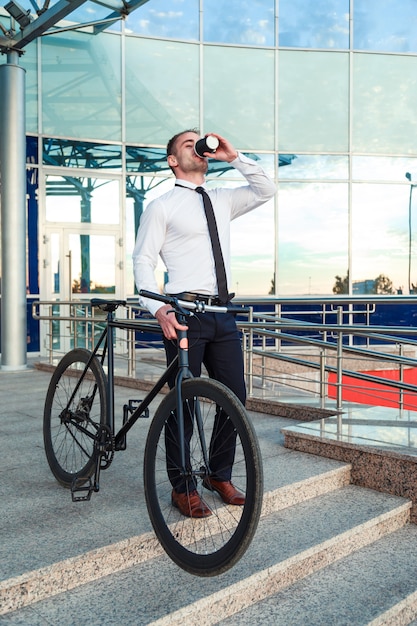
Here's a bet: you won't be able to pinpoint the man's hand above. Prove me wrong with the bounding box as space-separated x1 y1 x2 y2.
155 304 188 340
204 133 238 163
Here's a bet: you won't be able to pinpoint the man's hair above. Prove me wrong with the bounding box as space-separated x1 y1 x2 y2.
166 129 199 157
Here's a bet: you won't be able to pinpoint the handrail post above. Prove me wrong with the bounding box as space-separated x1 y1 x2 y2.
127 306 135 378
48 304 53 365
261 321 266 389
336 306 344 415
399 343 404 413
247 307 254 396
319 349 326 403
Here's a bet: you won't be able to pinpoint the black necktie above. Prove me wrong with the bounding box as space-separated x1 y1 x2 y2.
194 186 229 303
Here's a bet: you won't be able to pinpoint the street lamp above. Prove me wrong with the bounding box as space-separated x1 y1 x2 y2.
405 172 417 294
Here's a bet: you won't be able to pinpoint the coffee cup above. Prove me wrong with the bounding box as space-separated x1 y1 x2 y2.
194 135 219 157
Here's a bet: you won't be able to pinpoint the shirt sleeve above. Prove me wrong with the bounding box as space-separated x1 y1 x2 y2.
227 152 277 219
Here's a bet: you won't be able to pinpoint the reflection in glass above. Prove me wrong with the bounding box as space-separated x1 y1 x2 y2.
51 233 60 294
230 198 275 296
203 0 274 46
353 157 417 182
279 155 349 180
69 234 116 294
352 183 409 294
279 0 349 49
277 182 348 295
278 51 349 152
126 147 168 173
67 1 122 32
41 31 122 141
354 0 417 53
125 37 199 145
20 41 38 134
125 0 198 40
43 138 123 169
204 46 275 150
353 53 417 155
45 177 120 225
27 136 38 164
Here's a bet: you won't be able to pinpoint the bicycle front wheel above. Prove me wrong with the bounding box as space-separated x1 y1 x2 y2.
143 378 263 577
43 348 108 487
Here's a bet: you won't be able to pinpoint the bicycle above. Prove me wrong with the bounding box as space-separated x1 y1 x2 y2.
43 290 263 577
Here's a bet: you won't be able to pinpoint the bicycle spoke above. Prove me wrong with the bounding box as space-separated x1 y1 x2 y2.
144 378 263 576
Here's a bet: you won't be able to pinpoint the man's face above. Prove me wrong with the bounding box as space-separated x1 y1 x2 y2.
168 132 209 176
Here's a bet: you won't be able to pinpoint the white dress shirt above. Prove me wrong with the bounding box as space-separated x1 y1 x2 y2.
133 152 277 315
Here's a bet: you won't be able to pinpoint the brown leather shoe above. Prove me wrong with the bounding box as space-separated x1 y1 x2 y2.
171 489 212 518
203 478 245 506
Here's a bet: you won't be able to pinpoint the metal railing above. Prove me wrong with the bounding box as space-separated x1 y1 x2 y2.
32 295 417 412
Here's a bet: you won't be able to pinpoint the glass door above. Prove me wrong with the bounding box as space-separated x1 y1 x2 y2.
40 172 124 356
43 227 122 354
46 229 119 299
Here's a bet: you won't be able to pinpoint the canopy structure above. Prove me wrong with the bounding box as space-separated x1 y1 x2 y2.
0 0 148 369
0 0 149 53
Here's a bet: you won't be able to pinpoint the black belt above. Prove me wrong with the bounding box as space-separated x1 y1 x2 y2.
168 291 230 306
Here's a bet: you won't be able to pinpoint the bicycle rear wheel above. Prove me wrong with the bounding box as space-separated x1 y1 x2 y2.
143 378 263 577
43 348 108 487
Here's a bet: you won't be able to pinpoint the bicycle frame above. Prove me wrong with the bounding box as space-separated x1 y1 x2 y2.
44 293 262 576
67 302 197 487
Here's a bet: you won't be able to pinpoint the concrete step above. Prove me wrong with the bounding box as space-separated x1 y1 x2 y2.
1 366 414 624
0 485 411 624
0 457 350 615
218 524 417 626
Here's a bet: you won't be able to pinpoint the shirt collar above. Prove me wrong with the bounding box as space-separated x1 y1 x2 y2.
175 179 207 191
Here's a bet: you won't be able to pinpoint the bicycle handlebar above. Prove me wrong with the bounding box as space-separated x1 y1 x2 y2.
139 289 248 315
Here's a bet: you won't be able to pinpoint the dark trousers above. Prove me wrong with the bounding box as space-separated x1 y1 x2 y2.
163 312 246 492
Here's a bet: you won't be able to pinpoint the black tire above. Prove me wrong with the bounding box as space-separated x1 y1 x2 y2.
43 348 108 487
143 378 263 577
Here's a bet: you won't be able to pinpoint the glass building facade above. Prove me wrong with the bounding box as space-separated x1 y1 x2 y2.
4 0 417 330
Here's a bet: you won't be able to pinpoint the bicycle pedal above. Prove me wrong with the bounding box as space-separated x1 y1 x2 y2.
127 399 146 415
126 400 149 420
71 476 96 502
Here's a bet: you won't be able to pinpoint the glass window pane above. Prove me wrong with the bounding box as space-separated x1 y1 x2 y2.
279 155 349 180
126 147 169 174
41 31 122 141
204 47 275 150
126 37 199 145
204 0 275 46
125 0 198 40
353 156 417 182
20 41 38 133
352 183 409 294
354 0 417 53
69 234 116 294
230 199 275 295
279 51 349 152
42 138 122 169
353 54 417 155
277 182 348 295
279 0 349 49
50 233 60 295
46 177 120 224
27 136 38 164
68 1 122 32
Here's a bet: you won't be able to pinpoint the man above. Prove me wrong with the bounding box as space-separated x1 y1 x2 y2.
133 130 276 517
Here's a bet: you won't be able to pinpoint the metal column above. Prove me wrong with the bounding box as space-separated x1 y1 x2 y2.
0 51 27 370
